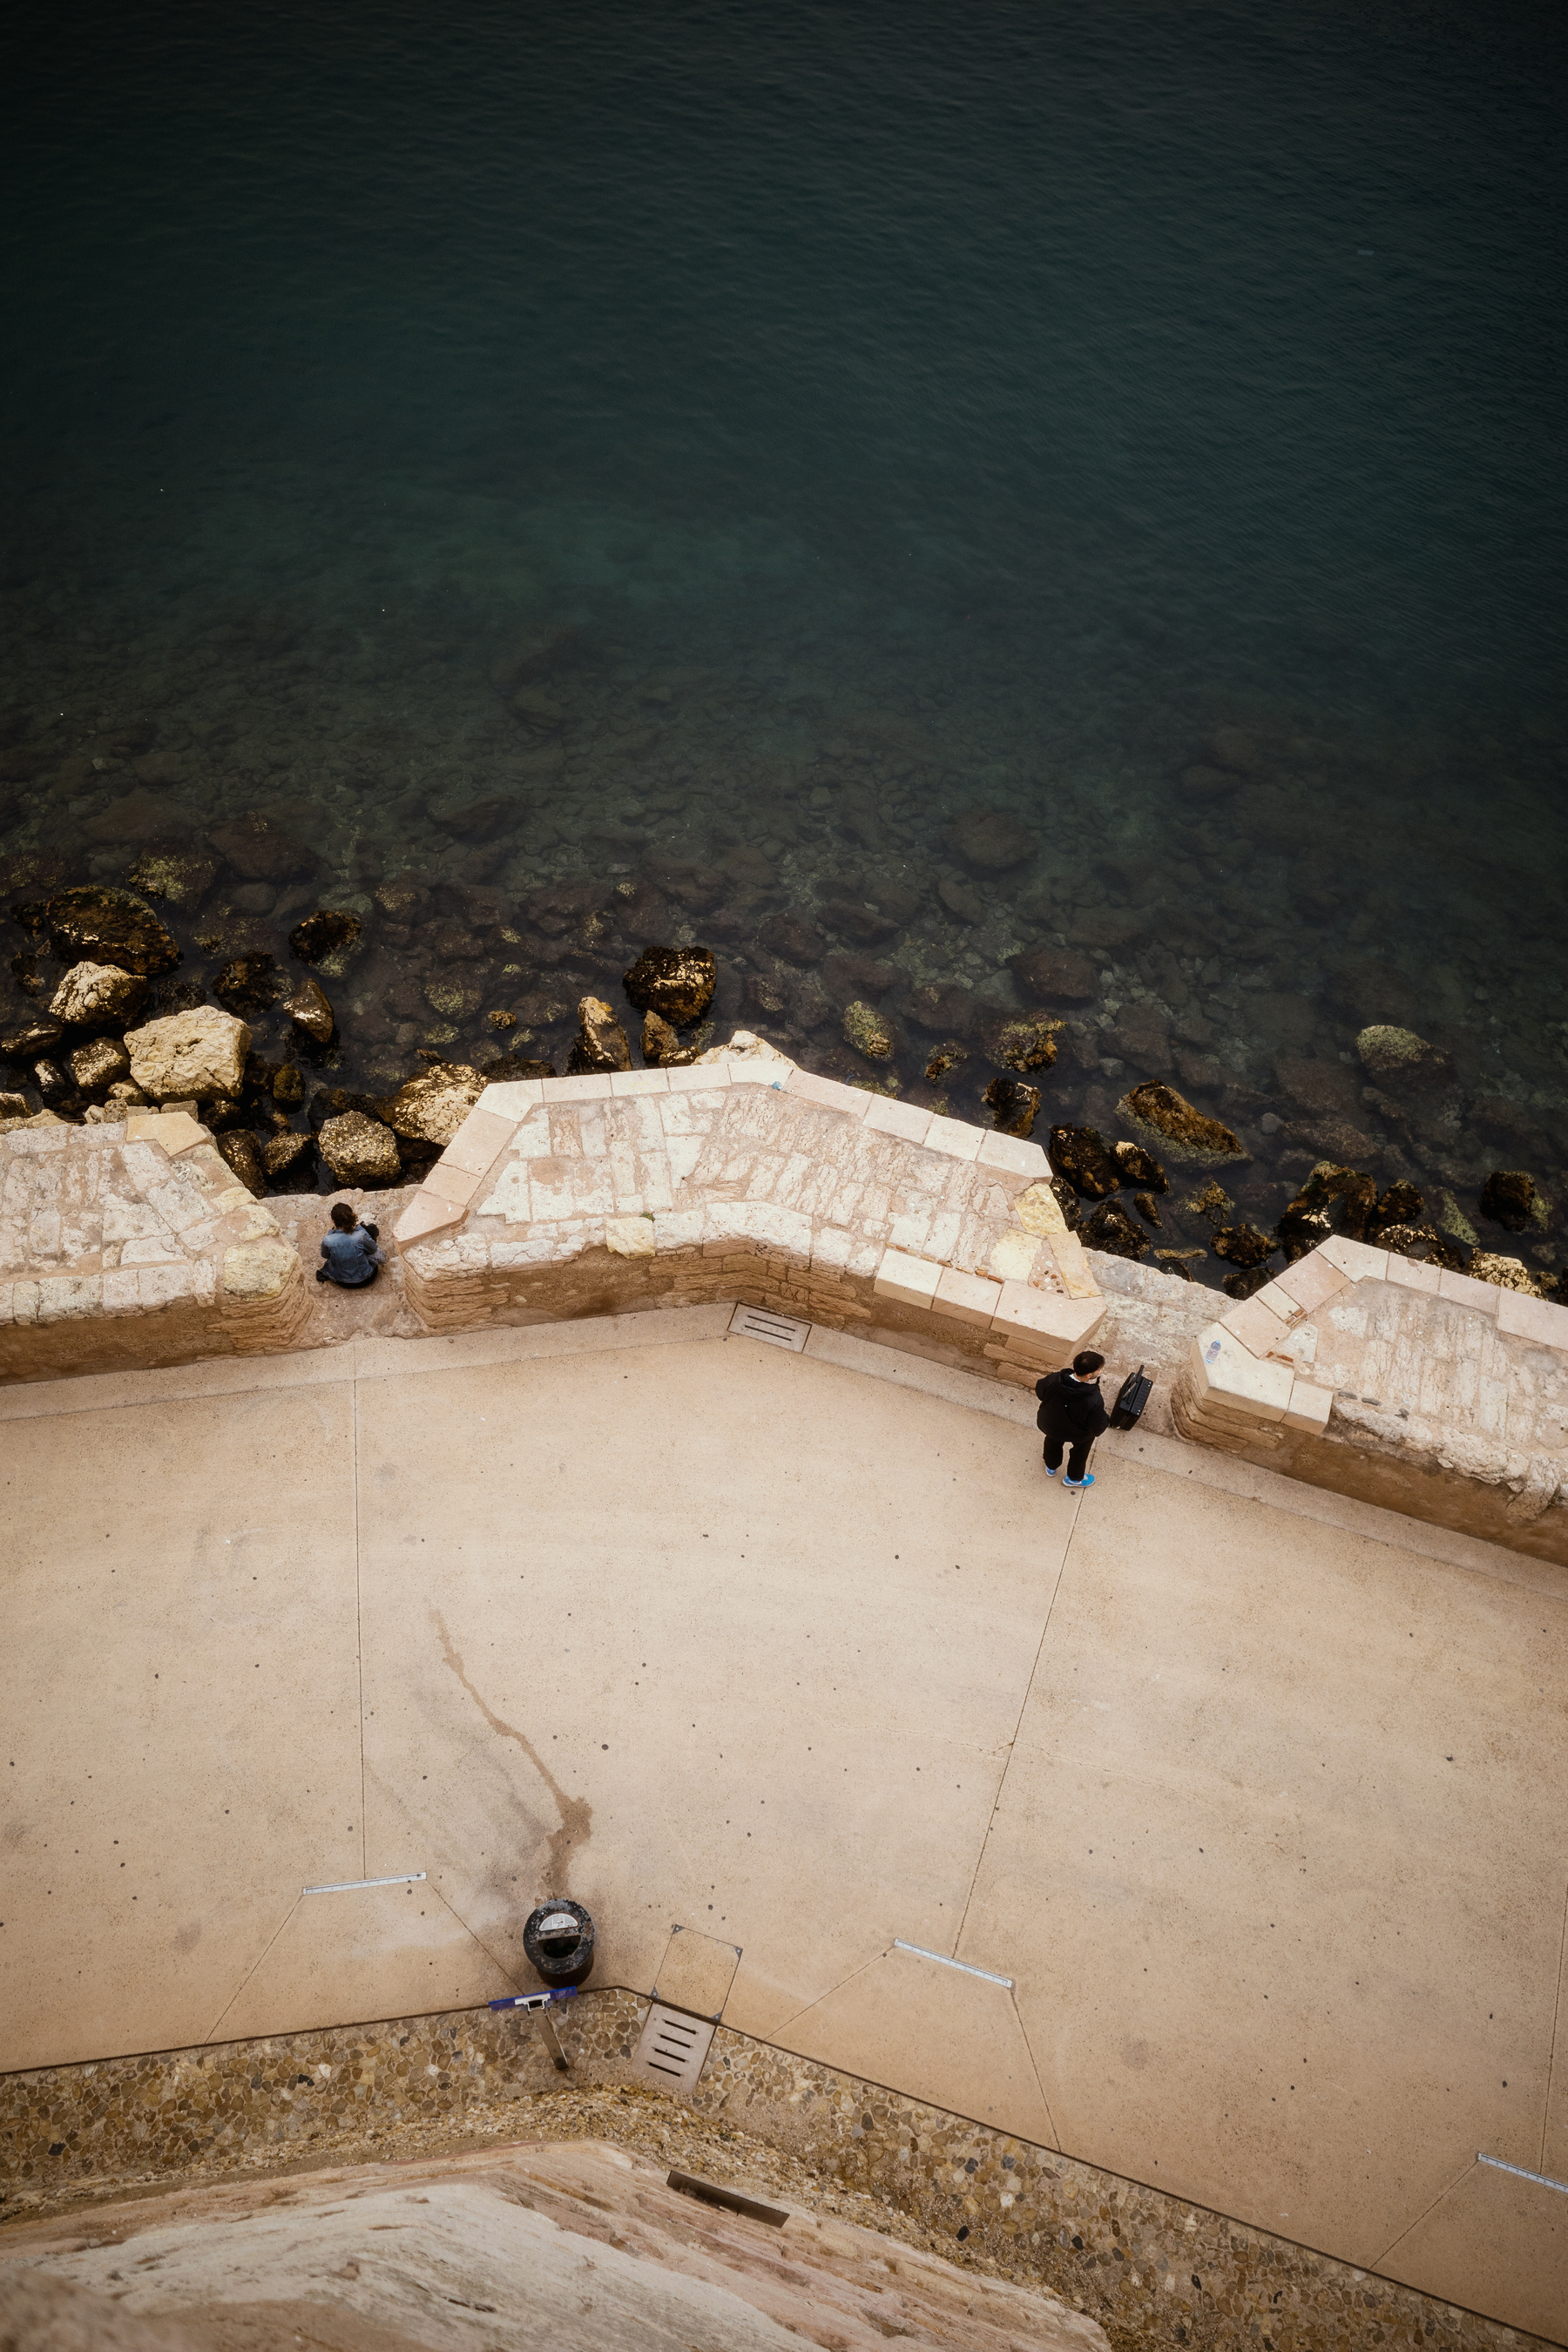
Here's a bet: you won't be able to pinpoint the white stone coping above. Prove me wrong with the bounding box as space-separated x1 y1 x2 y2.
1190 1227 1568 1440
391 1039 1105 1362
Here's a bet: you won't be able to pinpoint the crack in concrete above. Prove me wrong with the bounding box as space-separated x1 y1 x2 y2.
433 1611 591 1895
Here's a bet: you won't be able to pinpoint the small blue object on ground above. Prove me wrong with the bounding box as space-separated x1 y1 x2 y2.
1062 1473 1096 1491
1044 1464 1056 1478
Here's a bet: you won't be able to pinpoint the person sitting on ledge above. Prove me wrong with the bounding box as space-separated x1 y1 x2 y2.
1035 1348 1109 1491
316 1200 383 1287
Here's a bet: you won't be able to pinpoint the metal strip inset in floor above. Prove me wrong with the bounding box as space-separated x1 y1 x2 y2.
302 1872 427 1896
727 1302 811 1352
894 1938 1013 1988
1477 2152 1568 2194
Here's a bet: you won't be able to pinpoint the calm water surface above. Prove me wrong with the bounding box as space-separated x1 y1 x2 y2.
3 0 1565 1283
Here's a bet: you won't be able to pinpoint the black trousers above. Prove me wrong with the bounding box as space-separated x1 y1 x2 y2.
1041 1420 1092 1480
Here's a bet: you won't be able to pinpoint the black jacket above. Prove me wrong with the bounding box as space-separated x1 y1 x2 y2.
1035 1369 1109 1440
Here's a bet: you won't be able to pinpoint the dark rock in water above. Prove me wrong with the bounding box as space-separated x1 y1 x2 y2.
983 1014 1061 1074
1355 1025 1454 1090
622 943 716 1025
1470 1095 1541 1152
125 843 220 911
1206 727 1262 774
1049 1175 1081 1231
1278 1164 1378 1255
1113 1139 1168 1192
822 898 902 946
377 1062 486 1147
319 1111 402 1186
1007 945 1101 1005
273 1063 304 1108
44 886 180 978
743 970 791 1022
646 859 727 911
289 909 362 968
509 686 565 733
375 875 427 922
569 995 632 1073
1480 1170 1536 1233
1119 1081 1246 1166
1177 763 1243 804
1185 1179 1233 1226
1 1013 64 1060
32 1058 71 1105
825 952 897 1004
1133 1191 1162 1228
1101 1003 1173 1076
50 961 149 1031
228 882 278 916
213 954 284 1017
1086 1198 1147 1260
1380 1221 1467 1272
282 977 335 1044
1223 1267 1273 1301
946 808 1036 874
9 950 48 997
844 1002 896 1061
758 911 828 969
1368 1179 1425 1233
147 977 207 1017
481 1053 557 1083
1322 959 1423 1031
924 1040 966 1085
429 794 517 840
211 810 314 882
215 1129 267 1197
642 1010 696 1067
261 1128 316 1190
900 981 982 1037
309 1086 394 1129
984 1076 1041 1138
1212 1224 1275 1269
1274 1054 1362 1122
1154 1247 1207 1281
937 875 985 925
68 1037 130 1095
1048 1125 1121 1199
1281 1115 1381 1166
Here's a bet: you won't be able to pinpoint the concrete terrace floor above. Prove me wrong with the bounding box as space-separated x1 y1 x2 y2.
3 1308 1567 2338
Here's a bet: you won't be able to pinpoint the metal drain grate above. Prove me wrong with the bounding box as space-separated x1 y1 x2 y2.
728 1302 811 1352
632 2003 717 2097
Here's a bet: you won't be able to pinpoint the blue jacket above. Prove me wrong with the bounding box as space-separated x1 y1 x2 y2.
320 1224 382 1286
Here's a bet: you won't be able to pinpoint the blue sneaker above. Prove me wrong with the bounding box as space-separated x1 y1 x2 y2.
1061 1473 1096 1491
1043 1463 1057 1478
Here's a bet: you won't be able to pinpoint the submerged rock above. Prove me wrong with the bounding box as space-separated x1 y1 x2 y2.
1223 1266 1274 1301
1479 1170 1536 1233
1118 1081 1247 1166
1112 1138 1168 1192
1355 1024 1454 1089
641 1010 696 1067
924 1040 966 1085
1212 1224 1275 1269
211 810 314 882
124 1006 249 1102
125 843 220 910
1276 1163 1377 1257
215 1129 267 1198
0 1013 64 1061
1085 1198 1147 1260
1379 1221 1467 1271
1468 1250 1548 1296
213 954 284 1017
377 1061 487 1147
843 1001 895 1060
984 1014 1061 1074
319 1111 402 1186
983 1076 1040 1138
1048 1125 1121 1199
1367 1179 1425 1233
757 911 827 969
1133 1191 1162 1227
622 943 717 1025
44 885 180 977
68 1037 130 1094
946 808 1036 874
49 961 148 1031
1007 945 1099 1004
289 909 362 970
1154 1247 1206 1281
282 977 335 1044
569 996 632 1074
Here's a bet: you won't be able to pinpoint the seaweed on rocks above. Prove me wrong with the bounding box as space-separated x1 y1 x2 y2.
125 845 220 912
924 1040 965 1085
1085 1198 1147 1260
1378 1222 1468 1271
1211 1223 1276 1269
1133 1191 1162 1227
622 943 717 1026
1047 1124 1120 1199
984 1014 1061 1074
843 1001 896 1061
1113 1138 1167 1192
1367 1179 1425 1233
1118 1081 1246 1166
1355 1025 1455 1090
42 886 180 978
983 1075 1040 1138
289 909 362 970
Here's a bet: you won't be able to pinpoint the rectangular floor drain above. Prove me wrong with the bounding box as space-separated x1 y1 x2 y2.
728 1302 811 1352
632 2003 717 2097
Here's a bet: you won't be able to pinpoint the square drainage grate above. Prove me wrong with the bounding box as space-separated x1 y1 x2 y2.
727 1302 811 1352
632 2003 717 2097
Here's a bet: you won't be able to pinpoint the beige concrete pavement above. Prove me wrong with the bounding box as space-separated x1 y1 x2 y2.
3 1308 1566 2334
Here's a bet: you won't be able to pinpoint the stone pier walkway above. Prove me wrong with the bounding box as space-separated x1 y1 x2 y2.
2 1311 1565 2335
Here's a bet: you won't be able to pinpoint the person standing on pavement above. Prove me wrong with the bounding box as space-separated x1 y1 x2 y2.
1036 1350 1109 1490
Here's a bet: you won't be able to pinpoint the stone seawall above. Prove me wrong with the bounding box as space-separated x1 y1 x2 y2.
0 1993 1541 2352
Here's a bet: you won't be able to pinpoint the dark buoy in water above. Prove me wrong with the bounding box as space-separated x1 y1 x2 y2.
524 1897 595 1988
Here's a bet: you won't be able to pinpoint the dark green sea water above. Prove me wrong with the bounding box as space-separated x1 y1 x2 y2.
3 0 1565 1282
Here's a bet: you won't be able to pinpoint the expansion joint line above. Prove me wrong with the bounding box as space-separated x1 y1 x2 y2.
353 1371 367 1880
1540 1870 1568 2172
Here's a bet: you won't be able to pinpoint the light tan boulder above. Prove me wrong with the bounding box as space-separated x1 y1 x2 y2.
124 1007 249 1102
49 960 148 1029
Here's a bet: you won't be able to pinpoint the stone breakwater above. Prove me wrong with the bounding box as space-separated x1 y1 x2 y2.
0 1992 1542 2352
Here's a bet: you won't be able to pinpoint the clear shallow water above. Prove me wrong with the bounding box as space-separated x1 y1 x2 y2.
2 0 1565 1282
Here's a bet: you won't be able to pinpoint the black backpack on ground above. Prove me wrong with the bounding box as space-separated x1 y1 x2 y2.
1109 1363 1152 1431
